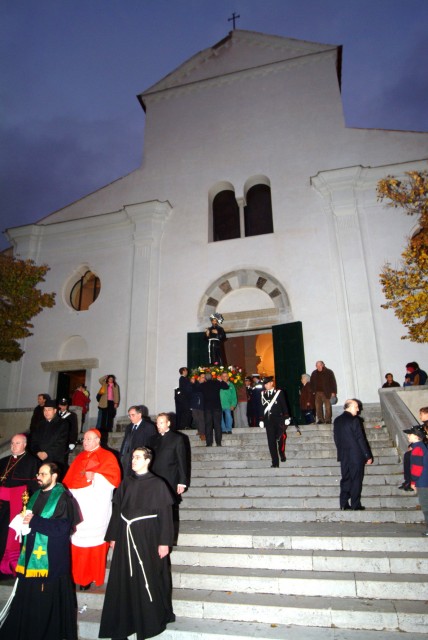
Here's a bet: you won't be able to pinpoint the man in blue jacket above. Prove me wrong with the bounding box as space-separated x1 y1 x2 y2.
333 399 373 511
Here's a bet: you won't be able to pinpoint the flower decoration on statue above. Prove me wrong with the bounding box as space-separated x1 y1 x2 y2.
191 364 245 388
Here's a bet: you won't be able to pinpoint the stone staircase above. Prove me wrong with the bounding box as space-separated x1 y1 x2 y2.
2 415 428 639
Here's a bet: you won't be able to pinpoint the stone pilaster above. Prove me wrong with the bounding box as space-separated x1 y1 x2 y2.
124 201 172 413
311 166 381 399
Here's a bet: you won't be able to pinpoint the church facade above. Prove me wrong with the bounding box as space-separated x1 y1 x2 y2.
2 30 427 419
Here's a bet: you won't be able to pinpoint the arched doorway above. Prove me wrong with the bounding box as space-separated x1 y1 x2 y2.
187 269 306 417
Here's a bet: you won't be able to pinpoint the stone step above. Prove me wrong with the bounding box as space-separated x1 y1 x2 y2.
2 586 425 637
170 565 428 601
172 546 428 574
190 447 398 460
188 431 391 444
179 507 424 524
170 589 427 634
190 478 404 488
181 495 418 509
176 521 428 551
190 458 401 470
186 485 416 497
77 614 428 640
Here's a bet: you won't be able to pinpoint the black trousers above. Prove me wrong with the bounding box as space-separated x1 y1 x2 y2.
204 409 222 446
265 416 286 466
339 458 365 509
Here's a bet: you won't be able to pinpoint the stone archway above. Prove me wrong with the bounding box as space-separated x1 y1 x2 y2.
198 268 293 331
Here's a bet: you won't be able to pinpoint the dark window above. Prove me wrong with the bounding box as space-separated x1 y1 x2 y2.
213 190 240 241
244 184 273 237
70 270 100 311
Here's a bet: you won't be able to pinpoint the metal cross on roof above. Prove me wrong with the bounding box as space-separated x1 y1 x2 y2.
228 12 240 30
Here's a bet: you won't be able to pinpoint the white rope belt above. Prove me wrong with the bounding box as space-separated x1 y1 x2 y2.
121 513 157 602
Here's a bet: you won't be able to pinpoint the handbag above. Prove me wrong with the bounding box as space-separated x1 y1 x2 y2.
96 385 106 402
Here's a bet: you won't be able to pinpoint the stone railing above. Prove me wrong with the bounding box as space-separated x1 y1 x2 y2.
379 386 428 457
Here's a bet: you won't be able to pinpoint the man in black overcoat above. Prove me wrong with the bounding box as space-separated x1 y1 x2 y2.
333 399 373 510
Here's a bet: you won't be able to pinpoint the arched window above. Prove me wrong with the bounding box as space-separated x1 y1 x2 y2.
70 270 100 311
244 184 273 237
213 190 240 241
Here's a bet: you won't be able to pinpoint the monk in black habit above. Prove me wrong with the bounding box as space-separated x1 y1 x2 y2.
99 446 175 640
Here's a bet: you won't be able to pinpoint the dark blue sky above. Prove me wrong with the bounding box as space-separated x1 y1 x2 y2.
1 0 428 250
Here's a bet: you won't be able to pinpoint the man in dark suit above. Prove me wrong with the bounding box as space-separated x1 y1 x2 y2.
120 405 157 477
260 377 290 468
149 413 189 543
333 399 373 511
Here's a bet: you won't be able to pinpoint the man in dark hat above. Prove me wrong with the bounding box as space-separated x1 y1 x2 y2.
259 377 290 468
30 400 69 473
403 424 428 535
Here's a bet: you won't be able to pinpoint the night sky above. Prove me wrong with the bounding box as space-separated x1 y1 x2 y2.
1 0 428 251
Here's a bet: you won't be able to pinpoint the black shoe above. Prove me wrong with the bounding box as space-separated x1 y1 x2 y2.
351 506 365 511
216 443 222 447
340 504 351 510
317 420 324 425
80 583 92 591
271 464 279 468
280 456 286 462
398 482 409 490
206 444 212 447
404 486 415 492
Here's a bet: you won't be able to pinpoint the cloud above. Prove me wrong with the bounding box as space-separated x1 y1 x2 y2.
0 113 143 249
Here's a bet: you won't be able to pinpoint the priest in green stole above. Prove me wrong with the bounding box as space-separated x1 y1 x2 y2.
0 462 81 640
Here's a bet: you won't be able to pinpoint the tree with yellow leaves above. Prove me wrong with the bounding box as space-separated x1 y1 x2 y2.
0 254 56 361
377 170 428 343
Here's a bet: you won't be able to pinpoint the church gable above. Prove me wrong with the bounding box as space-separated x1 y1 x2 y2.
139 29 339 103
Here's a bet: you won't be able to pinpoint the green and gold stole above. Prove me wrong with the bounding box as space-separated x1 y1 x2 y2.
15 483 65 577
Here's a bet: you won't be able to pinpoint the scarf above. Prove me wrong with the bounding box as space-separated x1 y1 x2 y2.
15 483 64 578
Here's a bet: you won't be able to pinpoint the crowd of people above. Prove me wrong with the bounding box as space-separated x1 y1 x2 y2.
0 385 190 640
0 355 426 638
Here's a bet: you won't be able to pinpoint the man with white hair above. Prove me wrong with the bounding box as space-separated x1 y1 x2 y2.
63 429 121 590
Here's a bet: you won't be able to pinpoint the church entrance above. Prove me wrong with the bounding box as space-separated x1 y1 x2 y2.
224 331 274 378
187 321 305 418
56 369 86 402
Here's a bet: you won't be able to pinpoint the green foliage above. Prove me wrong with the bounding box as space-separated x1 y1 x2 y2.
377 171 428 343
0 255 56 362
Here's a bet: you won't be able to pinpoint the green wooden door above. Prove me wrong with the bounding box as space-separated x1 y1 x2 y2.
272 321 306 420
187 332 209 371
